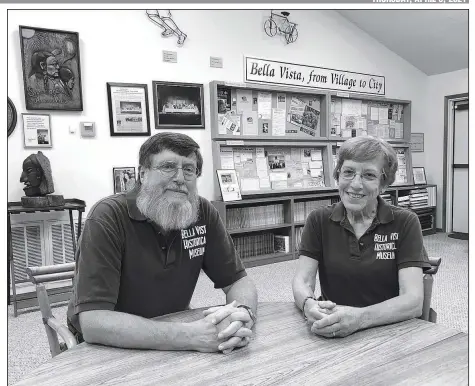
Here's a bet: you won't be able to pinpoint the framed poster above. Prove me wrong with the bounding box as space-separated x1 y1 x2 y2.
19 25 83 111
22 113 52 148
216 169 242 202
107 83 151 136
152 81 205 129
410 133 424 152
113 167 136 193
412 167 427 185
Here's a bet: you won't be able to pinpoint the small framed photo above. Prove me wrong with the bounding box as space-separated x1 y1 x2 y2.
107 83 151 136
22 113 52 148
216 169 242 202
412 167 427 185
113 167 137 194
152 81 205 129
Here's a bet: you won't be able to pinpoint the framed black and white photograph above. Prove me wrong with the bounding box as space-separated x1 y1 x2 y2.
19 25 83 111
152 81 205 129
413 167 427 185
107 83 151 137
216 169 242 202
113 167 137 194
22 113 52 148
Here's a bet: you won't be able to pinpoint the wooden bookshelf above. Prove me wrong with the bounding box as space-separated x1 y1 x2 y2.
209 80 435 266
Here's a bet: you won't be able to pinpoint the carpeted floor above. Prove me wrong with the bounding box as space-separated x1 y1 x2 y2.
8 233 468 385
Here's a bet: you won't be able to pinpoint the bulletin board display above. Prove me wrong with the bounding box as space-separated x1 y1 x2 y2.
330 96 408 140
213 85 326 139
214 143 332 196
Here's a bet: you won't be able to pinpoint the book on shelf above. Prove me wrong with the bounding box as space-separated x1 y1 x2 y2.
274 235 290 253
226 204 284 229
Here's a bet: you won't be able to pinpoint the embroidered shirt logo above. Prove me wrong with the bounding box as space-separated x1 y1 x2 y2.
181 225 207 259
374 232 398 260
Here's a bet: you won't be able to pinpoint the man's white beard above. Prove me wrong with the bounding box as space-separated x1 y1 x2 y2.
136 183 200 231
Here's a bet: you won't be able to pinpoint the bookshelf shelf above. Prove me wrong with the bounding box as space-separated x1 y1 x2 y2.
228 223 292 235
241 252 294 268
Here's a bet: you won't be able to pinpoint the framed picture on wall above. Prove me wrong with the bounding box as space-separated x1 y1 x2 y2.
19 25 83 111
216 169 242 202
152 81 205 129
22 113 52 148
113 167 136 194
410 133 424 152
412 167 427 185
107 83 151 136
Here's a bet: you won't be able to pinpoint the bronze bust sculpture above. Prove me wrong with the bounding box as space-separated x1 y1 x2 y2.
20 151 64 207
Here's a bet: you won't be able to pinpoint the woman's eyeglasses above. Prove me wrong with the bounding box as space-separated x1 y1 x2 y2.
339 168 384 183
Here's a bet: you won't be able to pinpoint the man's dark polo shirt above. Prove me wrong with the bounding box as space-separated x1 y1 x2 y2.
299 196 431 307
67 191 246 333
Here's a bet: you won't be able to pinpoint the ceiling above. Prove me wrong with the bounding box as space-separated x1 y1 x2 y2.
336 10 468 76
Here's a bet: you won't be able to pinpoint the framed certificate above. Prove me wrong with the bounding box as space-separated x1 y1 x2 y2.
107 83 151 136
22 113 52 148
216 169 242 202
412 167 427 185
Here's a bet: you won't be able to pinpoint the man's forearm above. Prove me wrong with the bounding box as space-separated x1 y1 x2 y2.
292 276 316 311
359 294 423 330
225 276 258 315
79 310 191 350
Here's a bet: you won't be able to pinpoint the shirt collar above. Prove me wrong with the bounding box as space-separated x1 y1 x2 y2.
330 195 394 224
126 188 147 221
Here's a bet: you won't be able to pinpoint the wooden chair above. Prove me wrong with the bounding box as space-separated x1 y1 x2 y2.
26 263 77 357
421 258 442 323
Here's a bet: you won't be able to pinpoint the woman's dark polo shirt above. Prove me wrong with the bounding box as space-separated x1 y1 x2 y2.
299 196 431 307
67 191 246 333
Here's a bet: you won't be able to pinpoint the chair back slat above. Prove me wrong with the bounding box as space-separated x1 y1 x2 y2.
27 262 75 276
29 271 75 284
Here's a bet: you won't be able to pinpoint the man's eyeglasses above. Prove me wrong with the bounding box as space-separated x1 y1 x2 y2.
339 168 384 183
151 162 198 180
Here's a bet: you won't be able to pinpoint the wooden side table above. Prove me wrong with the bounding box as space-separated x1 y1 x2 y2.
7 199 86 316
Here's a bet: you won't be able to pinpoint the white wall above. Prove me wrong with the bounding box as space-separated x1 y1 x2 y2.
8 9 429 218
424 69 468 229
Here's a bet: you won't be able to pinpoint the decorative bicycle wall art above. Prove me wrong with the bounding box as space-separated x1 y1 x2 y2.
263 11 298 45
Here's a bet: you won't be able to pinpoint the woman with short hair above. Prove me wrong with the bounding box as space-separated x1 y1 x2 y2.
293 136 431 338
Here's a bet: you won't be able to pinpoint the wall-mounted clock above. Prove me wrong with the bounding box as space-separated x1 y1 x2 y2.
8 97 17 137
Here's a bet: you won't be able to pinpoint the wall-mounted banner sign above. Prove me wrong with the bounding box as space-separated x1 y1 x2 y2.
244 56 385 96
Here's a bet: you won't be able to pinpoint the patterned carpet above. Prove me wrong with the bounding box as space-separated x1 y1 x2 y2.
8 233 468 385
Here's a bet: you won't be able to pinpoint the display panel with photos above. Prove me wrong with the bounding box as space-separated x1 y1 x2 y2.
152 81 205 129
107 83 151 136
330 96 408 140
218 144 329 193
215 85 324 138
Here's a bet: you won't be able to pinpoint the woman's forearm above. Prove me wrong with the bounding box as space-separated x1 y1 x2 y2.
359 293 423 330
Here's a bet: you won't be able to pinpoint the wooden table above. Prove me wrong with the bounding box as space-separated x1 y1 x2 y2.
15 302 468 385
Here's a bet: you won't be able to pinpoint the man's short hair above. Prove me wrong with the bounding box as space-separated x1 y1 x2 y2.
138 132 203 177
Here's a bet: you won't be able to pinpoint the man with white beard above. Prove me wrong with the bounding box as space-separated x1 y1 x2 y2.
67 133 257 354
